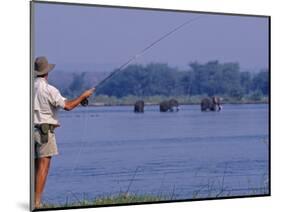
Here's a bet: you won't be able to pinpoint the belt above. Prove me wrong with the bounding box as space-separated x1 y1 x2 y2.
34 124 56 133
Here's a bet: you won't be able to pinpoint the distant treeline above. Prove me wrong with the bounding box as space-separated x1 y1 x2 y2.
60 61 269 102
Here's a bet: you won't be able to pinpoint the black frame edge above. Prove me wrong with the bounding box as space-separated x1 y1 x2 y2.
32 0 270 18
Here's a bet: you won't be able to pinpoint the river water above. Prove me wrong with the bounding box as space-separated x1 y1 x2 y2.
43 104 269 204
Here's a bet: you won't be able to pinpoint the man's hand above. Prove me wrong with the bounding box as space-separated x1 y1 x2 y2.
82 88 95 99
64 88 96 111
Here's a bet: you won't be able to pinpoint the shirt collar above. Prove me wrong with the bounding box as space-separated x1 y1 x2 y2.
35 77 48 84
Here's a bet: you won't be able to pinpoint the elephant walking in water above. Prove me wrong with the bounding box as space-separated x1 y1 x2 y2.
160 99 179 112
201 96 222 111
134 100 144 113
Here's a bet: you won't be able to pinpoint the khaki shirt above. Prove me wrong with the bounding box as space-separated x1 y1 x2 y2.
34 77 66 126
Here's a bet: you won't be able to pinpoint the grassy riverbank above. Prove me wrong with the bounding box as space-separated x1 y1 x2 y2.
40 185 268 209
39 173 268 209
88 95 268 106
40 193 164 209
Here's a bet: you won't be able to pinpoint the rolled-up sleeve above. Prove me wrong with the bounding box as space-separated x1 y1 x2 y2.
48 85 66 109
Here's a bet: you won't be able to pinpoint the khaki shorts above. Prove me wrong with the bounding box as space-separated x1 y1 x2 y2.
34 128 59 158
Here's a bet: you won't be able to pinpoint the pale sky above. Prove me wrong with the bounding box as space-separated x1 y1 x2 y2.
34 2 269 72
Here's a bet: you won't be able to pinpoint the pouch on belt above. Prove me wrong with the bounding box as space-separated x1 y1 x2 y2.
35 124 55 144
40 123 49 144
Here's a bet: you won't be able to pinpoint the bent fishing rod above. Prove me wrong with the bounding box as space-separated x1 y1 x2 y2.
81 15 202 106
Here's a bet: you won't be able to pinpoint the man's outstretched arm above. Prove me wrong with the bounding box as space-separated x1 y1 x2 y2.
64 88 95 111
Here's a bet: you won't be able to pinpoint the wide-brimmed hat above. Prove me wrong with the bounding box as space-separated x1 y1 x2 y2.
34 56 55 76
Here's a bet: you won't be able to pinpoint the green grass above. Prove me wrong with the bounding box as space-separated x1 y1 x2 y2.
41 193 165 209
94 193 163 205
40 185 269 209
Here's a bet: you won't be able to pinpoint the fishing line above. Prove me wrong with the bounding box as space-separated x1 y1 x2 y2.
64 108 90 202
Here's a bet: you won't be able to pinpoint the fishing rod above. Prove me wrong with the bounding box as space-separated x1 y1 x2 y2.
81 15 202 106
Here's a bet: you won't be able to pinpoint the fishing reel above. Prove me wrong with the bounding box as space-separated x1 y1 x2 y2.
81 91 96 106
81 98 89 106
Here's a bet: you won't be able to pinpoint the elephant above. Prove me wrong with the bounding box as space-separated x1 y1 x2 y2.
159 99 179 112
134 100 145 113
200 96 222 111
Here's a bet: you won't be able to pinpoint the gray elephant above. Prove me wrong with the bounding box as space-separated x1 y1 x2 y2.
160 99 179 112
200 96 222 111
134 100 144 113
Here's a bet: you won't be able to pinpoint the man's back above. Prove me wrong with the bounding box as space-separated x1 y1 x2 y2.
34 77 65 126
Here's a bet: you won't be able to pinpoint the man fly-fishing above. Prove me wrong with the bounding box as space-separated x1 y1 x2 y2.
33 56 95 208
